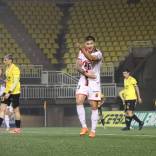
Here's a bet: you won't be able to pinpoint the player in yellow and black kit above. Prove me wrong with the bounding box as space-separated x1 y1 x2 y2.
0 54 21 133
119 69 144 131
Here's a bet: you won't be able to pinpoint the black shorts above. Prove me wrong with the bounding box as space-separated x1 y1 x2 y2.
1 94 20 108
125 100 136 111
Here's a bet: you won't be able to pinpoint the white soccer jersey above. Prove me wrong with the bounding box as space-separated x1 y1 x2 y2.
88 50 103 100
88 50 102 83
76 49 103 99
77 51 92 86
76 51 90 95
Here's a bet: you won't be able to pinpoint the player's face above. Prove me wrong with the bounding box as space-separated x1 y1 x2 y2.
3 58 12 65
123 71 130 79
84 40 95 52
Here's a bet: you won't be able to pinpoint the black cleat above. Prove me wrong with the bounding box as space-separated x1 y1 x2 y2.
121 127 130 131
139 121 144 130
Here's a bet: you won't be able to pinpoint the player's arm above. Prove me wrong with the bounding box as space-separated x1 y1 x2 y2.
76 59 85 75
76 59 96 79
119 90 124 101
119 90 125 105
134 85 142 104
80 48 100 61
85 71 96 79
132 77 142 104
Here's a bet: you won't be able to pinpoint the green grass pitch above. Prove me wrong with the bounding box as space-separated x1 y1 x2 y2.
0 127 156 156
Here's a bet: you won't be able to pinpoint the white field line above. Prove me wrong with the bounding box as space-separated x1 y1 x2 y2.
20 131 156 138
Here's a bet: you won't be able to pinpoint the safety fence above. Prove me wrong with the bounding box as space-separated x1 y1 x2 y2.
21 83 117 99
41 71 78 85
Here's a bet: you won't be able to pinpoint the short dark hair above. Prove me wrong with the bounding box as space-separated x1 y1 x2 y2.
85 36 95 42
4 54 13 61
123 69 130 73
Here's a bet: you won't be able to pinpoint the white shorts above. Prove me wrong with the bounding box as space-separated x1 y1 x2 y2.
76 84 89 96
88 81 101 101
76 81 101 101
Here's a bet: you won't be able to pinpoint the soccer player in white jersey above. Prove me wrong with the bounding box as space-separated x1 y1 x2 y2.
76 36 102 138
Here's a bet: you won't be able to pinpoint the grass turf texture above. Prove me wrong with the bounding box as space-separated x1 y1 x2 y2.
0 127 156 156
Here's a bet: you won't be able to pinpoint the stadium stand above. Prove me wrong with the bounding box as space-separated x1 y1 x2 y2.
7 0 63 64
0 23 30 64
64 0 156 69
0 0 154 107
0 0 155 129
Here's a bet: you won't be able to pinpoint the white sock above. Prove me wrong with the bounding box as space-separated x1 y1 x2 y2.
5 115 10 128
76 105 87 128
91 109 99 133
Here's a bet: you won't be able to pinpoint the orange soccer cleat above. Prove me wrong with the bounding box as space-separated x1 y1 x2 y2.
89 131 96 138
9 128 21 134
80 127 89 136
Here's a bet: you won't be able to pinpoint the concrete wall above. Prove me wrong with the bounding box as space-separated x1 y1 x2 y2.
20 102 82 127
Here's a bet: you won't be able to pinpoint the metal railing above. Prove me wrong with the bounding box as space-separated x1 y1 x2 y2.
21 83 117 99
41 71 78 85
20 65 43 78
101 63 115 82
101 83 117 97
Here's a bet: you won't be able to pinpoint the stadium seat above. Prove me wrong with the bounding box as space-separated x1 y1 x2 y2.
0 23 30 65
63 0 156 72
7 0 63 65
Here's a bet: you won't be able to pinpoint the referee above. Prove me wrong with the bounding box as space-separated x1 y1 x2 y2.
0 54 21 133
119 69 144 131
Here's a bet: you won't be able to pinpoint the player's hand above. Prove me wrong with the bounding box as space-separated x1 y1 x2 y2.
138 97 142 104
80 47 88 54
